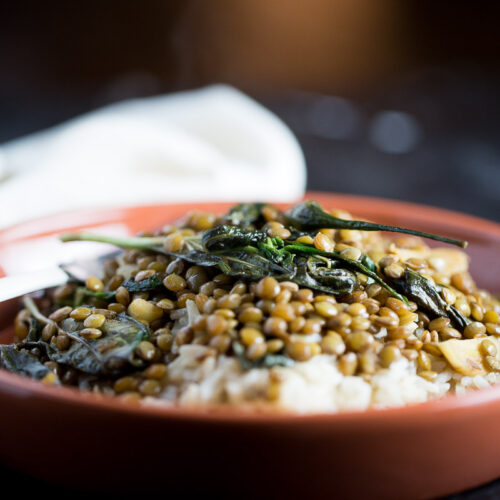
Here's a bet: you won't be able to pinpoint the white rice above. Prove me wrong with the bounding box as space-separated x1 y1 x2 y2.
143 344 500 413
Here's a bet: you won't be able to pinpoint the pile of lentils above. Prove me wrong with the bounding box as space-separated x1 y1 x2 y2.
11 208 500 401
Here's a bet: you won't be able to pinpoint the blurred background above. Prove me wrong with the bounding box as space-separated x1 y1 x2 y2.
0 0 499 220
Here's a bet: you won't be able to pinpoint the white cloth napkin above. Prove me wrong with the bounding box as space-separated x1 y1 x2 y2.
0 85 306 229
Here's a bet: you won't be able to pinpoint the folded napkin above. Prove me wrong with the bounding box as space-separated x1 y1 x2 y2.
0 85 306 228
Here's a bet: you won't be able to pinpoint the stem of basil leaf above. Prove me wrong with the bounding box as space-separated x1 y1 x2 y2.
60 232 165 250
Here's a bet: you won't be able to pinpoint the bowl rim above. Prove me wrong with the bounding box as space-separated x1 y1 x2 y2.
1 191 500 424
1 192 499 245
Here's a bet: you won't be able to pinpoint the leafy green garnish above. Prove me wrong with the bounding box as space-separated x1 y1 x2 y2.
60 227 403 299
60 200 469 309
74 288 116 305
232 342 294 370
73 275 164 306
0 344 51 379
23 297 151 376
221 202 268 227
281 241 407 302
286 201 467 248
202 225 268 251
294 261 356 295
222 201 467 248
390 268 469 329
176 248 295 281
122 275 164 293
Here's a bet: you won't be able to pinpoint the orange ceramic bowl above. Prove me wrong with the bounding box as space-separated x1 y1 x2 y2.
1 193 499 499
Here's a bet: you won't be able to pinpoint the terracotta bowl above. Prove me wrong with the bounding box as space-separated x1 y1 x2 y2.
1 193 499 499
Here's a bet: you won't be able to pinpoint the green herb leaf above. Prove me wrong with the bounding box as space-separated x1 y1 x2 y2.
60 231 400 299
0 344 51 379
294 259 356 295
286 201 467 248
61 199 467 306
74 275 164 306
26 318 41 342
174 248 295 281
222 202 267 227
233 342 294 370
390 268 469 329
23 297 150 376
50 314 150 375
360 254 377 273
202 225 268 251
122 275 164 293
75 288 116 303
283 242 407 303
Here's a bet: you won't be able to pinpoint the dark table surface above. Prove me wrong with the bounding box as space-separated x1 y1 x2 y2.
1 70 499 498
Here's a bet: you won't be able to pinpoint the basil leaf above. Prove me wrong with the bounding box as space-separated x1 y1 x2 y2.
0 345 51 379
286 201 467 248
174 248 295 281
202 225 268 251
284 243 407 303
23 298 151 377
74 275 164 306
233 342 294 370
50 313 150 375
76 288 116 303
294 259 356 295
390 268 469 329
222 202 267 227
122 275 163 293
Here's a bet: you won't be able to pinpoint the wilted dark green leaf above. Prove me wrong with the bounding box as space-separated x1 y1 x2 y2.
390 268 469 329
221 202 267 227
23 299 151 376
0 345 51 379
286 201 466 248
233 342 294 370
75 287 116 304
122 275 163 293
297 263 356 295
202 225 268 251
174 248 295 281
51 313 150 375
